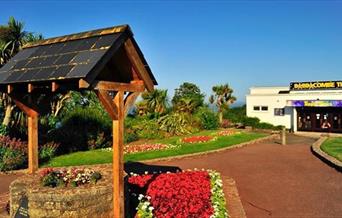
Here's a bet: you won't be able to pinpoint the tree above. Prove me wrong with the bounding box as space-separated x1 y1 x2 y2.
172 82 204 112
0 17 43 128
139 89 168 115
209 84 236 123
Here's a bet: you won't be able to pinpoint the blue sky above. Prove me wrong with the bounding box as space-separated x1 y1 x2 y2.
1 1 342 105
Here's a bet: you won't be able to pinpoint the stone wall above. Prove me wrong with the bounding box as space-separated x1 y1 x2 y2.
10 165 113 218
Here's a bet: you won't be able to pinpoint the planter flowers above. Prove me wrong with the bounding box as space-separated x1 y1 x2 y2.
129 169 228 218
181 135 216 144
40 167 102 188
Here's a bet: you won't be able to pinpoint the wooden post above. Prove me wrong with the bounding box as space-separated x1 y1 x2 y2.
113 91 124 218
11 96 39 174
28 114 39 173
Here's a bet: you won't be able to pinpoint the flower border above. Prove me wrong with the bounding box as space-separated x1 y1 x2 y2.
134 169 228 218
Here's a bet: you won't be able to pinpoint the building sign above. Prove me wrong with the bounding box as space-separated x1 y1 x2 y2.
287 100 342 107
290 81 342 91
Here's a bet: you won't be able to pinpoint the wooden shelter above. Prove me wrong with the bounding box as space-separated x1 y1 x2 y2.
0 25 157 218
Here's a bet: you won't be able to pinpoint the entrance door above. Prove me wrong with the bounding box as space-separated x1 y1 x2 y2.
296 107 342 133
332 114 341 130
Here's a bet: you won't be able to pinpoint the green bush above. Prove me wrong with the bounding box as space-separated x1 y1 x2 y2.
194 107 219 130
125 116 163 140
223 105 246 123
48 107 112 153
158 112 192 135
242 117 260 127
39 142 60 162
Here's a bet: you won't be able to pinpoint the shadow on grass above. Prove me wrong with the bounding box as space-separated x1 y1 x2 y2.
124 161 182 218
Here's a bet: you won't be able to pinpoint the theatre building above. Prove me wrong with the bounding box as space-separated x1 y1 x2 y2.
246 81 342 133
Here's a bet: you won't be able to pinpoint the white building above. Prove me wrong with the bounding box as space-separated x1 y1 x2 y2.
246 81 342 133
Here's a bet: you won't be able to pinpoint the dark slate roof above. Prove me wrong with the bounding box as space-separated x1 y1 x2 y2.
0 25 157 85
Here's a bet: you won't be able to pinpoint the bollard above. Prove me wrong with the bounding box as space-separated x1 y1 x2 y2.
281 127 286 145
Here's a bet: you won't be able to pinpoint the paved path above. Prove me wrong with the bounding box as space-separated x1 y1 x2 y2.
152 134 342 218
0 173 21 216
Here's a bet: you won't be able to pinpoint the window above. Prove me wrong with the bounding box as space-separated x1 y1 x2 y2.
261 106 268 111
274 108 285 116
253 106 260 111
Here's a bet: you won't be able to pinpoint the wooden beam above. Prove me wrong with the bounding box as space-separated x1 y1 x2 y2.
124 92 140 115
113 91 124 218
28 114 38 174
93 80 145 92
10 95 39 174
11 98 39 117
95 90 118 120
28 83 34 93
124 39 154 92
79 79 90 89
51 82 59 92
7 85 13 94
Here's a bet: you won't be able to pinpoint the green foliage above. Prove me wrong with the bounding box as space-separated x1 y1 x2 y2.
39 142 60 162
49 107 111 153
223 105 246 123
242 117 260 127
194 107 219 130
41 172 61 188
172 82 205 110
158 112 192 135
90 172 102 184
137 89 169 116
0 124 9 136
125 116 163 140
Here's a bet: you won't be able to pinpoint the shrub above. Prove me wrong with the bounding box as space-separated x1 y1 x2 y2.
0 124 9 136
223 105 246 123
256 122 275 130
194 107 219 130
158 112 192 135
242 117 260 127
125 116 164 140
48 107 111 153
39 142 60 162
0 136 27 171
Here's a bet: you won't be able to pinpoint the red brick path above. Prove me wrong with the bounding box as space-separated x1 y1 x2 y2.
153 135 342 217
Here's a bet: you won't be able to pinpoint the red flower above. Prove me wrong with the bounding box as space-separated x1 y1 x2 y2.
181 136 214 144
145 171 214 218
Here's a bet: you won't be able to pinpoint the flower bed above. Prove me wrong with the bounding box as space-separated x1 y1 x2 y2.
181 136 216 144
216 130 240 137
40 167 102 187
102 143 177 154
128 170 227 218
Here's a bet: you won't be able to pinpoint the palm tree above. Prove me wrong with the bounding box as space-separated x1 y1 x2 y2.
174 97 198 114
0 17 43 127
140 89 168 115
209 84 236 123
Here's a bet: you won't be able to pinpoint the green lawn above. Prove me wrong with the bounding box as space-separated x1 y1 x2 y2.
45 130 267 167
321 137 342 162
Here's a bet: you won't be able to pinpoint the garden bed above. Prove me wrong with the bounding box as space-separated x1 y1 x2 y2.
128 170 228 218
46 131 268 167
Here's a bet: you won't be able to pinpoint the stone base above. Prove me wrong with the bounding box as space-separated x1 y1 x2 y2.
10 165 113 218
